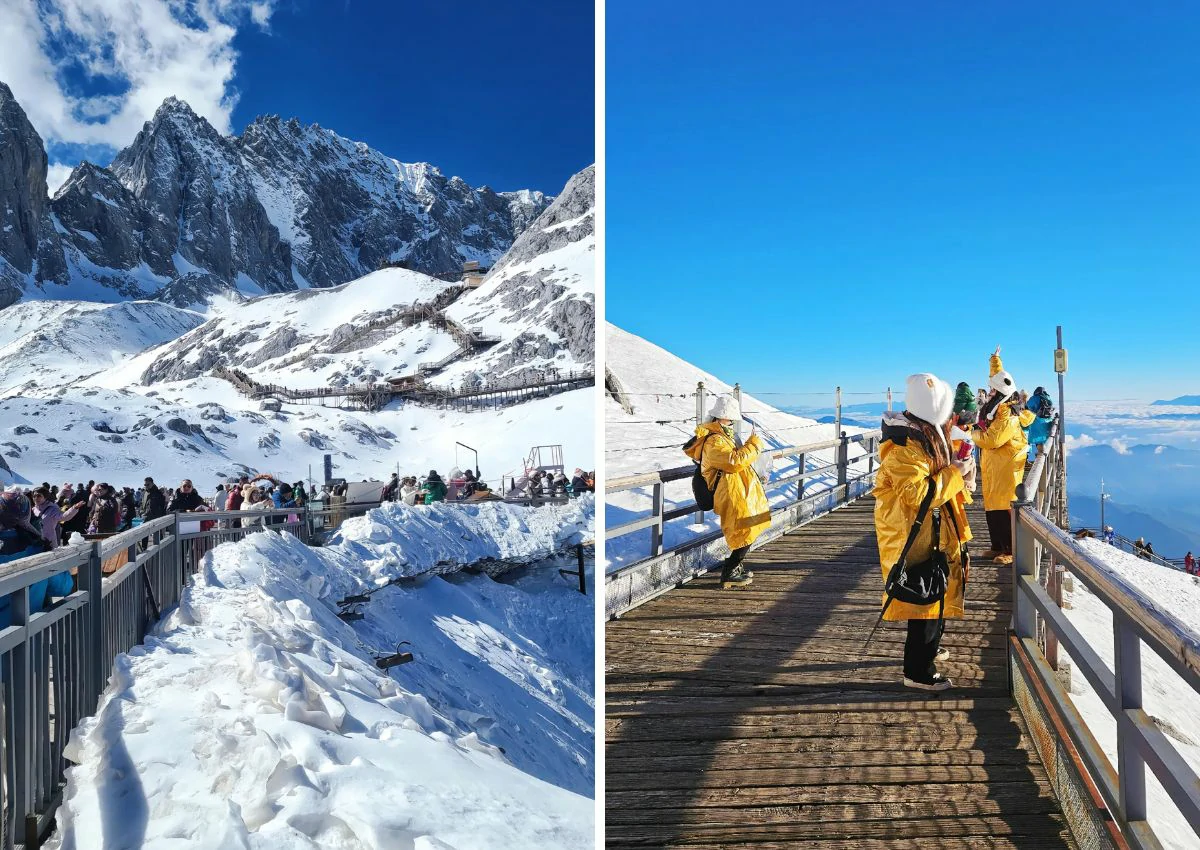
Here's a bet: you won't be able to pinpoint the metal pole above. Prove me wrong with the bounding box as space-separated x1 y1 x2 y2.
732 383 743 443
577 543 586 595
1056 326 1066 448
886 386 892 412
1100 479 1105 533
835 386 842 441
694 381 706 525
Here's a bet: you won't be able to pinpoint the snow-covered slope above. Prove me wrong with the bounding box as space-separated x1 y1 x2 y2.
1060 540 1200 850
442 166 595 386
49 500 595 850
0 300 205 390
605 322 863 571
0 166 595 493
124 268 460 388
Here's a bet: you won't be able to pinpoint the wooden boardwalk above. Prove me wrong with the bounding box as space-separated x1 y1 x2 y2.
606 498 1076 849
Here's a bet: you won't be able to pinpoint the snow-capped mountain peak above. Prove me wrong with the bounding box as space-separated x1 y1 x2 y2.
0 84 554 308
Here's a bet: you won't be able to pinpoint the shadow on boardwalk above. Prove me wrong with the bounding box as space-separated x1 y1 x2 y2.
605 499 1074 848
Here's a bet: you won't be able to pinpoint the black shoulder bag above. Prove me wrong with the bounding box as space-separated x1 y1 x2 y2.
682 433 724 511
865 478 950 644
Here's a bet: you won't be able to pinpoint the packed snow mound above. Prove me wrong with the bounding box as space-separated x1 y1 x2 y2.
0 299 204 390
50 503 595 849
1063 539 1200 850
442 166 594 387
330 496 595 579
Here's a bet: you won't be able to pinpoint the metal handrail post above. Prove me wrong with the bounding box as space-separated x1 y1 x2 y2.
836 433 849 503
11 583 31 845
693 381 706 525
1011 491 1038 642
81 541 105 705
650 482 664 558
1114 614 1148 824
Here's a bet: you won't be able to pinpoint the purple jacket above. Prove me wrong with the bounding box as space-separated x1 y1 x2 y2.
33 502 62 547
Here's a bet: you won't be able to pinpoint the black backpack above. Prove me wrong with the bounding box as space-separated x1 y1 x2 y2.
682 433 723 511
1036 393 1053 419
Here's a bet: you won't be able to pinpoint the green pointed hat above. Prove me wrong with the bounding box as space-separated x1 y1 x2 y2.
953 381 978 414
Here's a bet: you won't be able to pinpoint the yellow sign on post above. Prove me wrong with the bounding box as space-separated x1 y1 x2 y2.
1054 348 1068 374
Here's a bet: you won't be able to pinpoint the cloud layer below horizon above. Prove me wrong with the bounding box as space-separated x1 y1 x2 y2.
1067 401 1200 454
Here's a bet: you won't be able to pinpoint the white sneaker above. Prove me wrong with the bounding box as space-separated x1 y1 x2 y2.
903 674 954 692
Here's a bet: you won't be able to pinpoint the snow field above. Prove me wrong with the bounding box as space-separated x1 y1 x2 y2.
49 499 595 850
1057 539 1200 850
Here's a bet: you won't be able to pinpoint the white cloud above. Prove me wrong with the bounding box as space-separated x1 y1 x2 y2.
46 163 75 195
1155 445 1166 455
1064 433 1099 455
1110 438 1131 455
0 0 276 159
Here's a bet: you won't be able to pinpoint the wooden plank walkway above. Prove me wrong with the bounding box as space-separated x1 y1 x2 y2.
606 498 1076 849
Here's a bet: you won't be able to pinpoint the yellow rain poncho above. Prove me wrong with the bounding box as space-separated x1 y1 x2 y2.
873 422 972 621
684 421 770 550
975 353 1037 511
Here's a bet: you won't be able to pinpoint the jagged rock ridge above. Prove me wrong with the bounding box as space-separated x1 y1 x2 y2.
0 83 552 307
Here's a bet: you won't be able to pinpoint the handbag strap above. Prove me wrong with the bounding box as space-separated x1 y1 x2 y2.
896 478 937 568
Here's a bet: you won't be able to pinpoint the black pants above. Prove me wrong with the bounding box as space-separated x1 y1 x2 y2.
986 509 1013 554
720 545 750 581
904 617 945 681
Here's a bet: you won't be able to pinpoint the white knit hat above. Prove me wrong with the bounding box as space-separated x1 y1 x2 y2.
905 373 954 426
989 370 1016 395
708 395 740 422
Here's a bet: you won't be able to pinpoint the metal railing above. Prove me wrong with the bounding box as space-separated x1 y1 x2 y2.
1011 416 1200 849
605 430 881 618
1077 529 1187 572
0 501 364 850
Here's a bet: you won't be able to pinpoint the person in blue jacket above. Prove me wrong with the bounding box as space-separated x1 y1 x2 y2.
1025 386 1054 462
0 487 72 628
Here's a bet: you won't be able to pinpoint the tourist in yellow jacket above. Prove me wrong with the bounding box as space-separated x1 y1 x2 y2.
683 395 770 588
974 347 1036 565
874 374 973 691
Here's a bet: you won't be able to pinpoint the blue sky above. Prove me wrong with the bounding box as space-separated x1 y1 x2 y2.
0 0 592 195
607 1 1200 402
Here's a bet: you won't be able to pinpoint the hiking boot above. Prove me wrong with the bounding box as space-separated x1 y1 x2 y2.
993 553 1014 566
979 549 1000 560
903 673 954 692
721 569 753 589
935 647 950 663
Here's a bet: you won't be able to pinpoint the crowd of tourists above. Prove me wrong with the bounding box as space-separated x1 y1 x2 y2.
685 345 1059 693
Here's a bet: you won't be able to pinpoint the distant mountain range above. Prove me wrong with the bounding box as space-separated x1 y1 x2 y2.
1066 442 1200 556
1152 395 1200 406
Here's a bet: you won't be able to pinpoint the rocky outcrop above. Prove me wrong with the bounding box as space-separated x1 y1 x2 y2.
0 82 67 307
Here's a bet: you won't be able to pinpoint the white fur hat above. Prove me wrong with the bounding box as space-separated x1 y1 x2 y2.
905 373 953 426
708 395 741 422
989 370 1016 395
